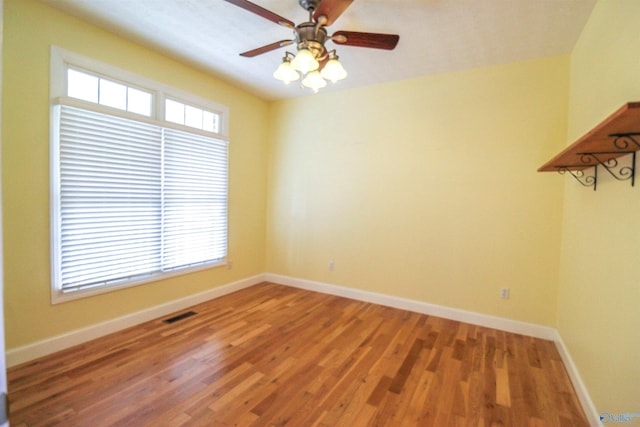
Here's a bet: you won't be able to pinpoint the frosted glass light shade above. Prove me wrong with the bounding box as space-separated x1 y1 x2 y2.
291 49 319 74
302 70 327 93
273 60 300 84
320 58 347 83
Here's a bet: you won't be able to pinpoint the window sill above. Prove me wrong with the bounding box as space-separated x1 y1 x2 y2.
51 259 228 305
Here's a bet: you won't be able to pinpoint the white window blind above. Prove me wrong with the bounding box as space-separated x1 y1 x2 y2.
54 105 228 294
162 129 228 270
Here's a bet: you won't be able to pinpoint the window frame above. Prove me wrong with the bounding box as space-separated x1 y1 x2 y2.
49 46 230 304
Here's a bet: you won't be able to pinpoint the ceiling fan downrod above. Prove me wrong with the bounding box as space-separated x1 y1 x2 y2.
298 0 322 13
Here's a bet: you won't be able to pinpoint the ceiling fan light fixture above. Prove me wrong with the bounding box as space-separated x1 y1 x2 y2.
302 70 327 93
291 48 319 74
320 55 347 83
225 0 399 94
273 57 300 84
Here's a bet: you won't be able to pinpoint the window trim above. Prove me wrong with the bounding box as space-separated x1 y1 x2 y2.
49 46 230 304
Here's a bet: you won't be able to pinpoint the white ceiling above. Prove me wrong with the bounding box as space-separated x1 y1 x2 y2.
42 0 596 101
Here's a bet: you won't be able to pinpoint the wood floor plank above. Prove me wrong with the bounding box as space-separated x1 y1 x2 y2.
8 282 589 426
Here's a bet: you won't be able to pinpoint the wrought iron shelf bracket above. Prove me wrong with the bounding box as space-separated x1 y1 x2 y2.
556 166 598 191
577 151 636 188
609 132 640 150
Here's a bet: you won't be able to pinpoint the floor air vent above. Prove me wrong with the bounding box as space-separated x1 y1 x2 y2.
163 310 197 324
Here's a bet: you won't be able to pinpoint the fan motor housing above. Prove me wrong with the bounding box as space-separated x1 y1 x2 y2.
295 21 328 57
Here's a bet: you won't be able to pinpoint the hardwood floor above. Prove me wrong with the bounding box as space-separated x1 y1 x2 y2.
8 282 588 426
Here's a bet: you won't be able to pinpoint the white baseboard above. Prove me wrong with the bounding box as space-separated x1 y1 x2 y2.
6 274 266 367
265 273 557 340
553 331 601 426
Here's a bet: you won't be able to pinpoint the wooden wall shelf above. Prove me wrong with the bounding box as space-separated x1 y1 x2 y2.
538 102 640 190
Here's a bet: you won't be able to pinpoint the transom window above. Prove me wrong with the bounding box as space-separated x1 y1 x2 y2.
165 98 220 133
50 46 230 303
67 68 153 116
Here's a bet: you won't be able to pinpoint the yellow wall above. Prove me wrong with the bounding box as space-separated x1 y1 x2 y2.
2 0 268 349
559 0 640 414
267 56 569 326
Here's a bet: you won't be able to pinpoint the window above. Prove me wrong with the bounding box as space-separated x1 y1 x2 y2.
50 47 229 303
67 68 153 116
165 98 220 133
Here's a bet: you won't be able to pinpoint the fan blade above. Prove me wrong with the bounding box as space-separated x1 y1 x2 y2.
240 40 294 57
332 31 399 50
224 0 295 29
313 0 354 26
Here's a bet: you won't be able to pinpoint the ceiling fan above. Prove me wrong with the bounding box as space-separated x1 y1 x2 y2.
224 0 400 92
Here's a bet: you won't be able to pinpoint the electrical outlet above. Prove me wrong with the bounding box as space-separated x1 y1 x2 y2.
500 287 510 299
329 260 335 271
227 260 233 270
